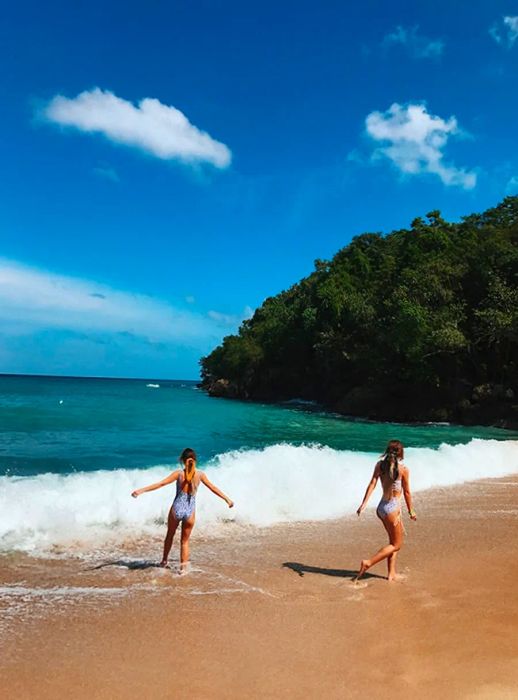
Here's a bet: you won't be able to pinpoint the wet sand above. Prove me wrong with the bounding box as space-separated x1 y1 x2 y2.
2 476 518 699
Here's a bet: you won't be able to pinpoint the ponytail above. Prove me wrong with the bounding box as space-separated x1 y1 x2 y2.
180 448 197 494
380 440 404 482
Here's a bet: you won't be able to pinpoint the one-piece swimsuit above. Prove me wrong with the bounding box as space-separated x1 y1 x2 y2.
172 472 197 521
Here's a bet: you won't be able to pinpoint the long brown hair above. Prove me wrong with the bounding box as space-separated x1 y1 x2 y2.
380 440 404 482
180 448 197 494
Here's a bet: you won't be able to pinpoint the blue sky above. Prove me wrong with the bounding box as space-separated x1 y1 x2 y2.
1 1 517 378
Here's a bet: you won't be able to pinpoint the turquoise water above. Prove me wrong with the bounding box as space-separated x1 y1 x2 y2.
1 375 518 554
1 374 516 477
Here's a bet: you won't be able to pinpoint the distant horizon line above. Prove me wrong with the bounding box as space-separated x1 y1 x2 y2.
0 372 199 383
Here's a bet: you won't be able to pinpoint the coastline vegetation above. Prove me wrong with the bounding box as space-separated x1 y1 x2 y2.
201 197 518 427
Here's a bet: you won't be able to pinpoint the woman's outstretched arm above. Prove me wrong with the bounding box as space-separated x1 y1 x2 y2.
200 472 234 507
402 468 417 520
132 470 180 498
356 462 381 516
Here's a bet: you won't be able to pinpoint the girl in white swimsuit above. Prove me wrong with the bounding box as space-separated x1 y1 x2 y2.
132 448 234 572
355 440 417 582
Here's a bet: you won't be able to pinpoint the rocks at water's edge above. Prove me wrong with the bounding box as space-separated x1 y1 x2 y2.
201 378 518 429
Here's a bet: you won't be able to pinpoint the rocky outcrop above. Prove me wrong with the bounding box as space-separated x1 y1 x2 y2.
204 378 241 399
332 381 518 428
202 377 518 429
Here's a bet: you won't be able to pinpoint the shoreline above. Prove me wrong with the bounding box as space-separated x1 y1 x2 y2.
2 475 518 698
201 386 518 431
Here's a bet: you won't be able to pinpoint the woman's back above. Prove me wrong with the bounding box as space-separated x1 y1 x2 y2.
176 469 201 496
379 460 406 500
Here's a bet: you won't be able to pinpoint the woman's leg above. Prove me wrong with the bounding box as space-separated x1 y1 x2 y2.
387 551 399 581
161 507 180 566
179 511 196 572
380 515 400 580
355 510 402 581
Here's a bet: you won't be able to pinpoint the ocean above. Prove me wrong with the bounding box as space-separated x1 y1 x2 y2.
1 374 518 556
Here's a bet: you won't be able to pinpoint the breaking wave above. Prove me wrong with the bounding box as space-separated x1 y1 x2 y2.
1 439 517 554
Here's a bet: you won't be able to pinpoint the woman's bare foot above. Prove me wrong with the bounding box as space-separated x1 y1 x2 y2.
159 559 169 568
354 559 370 582
388 573 405 582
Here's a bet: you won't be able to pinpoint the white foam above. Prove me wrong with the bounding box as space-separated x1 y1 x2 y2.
0 439 517 554
0 585 128 597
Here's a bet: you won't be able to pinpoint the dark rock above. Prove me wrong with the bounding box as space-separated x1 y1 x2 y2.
206 378 240 399
334 385 386 416
201 377 518 430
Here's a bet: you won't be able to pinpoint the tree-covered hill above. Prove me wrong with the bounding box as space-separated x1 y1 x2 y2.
201 197 518 427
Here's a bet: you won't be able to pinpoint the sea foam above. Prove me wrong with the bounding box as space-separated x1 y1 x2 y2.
1 439 517 554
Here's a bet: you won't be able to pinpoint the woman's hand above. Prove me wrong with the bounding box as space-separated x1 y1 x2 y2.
409 510 417 521
131 489 141 498
227 499 234 509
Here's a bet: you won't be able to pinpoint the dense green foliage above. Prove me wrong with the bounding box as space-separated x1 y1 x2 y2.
201 197 518 425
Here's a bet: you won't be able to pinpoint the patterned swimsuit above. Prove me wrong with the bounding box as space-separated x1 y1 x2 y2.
172 473 197 521
376 476 402 519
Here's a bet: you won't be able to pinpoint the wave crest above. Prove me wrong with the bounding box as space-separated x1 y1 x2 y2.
1 439 517 554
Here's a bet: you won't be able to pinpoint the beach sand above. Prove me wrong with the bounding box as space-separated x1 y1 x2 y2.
1 476 518 699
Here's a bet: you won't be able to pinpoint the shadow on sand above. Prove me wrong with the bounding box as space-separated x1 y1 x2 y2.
282 562 385 581
87 559 164 572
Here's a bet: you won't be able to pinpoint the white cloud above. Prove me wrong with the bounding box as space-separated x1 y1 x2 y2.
0 259 239 347
490 16 518 48
185 295 196 304
43 88 231 168
365 102 476 189
382 25 444 59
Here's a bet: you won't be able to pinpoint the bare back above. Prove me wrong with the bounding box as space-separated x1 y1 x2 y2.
176 469 202 496
378 461 407 501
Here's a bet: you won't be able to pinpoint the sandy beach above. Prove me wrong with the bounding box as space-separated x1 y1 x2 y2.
1 474 518 700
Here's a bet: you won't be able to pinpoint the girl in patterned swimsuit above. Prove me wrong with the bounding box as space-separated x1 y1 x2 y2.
355 440 417 582
132 448 233 572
